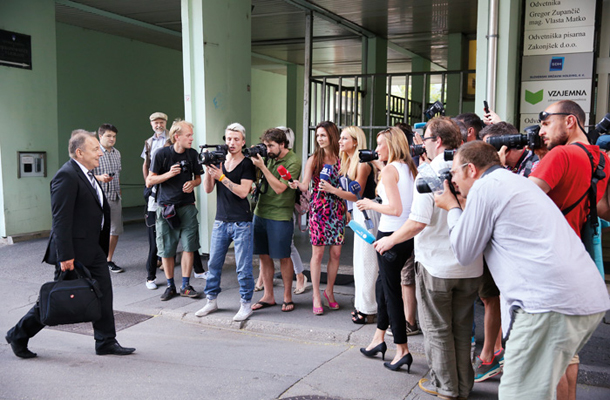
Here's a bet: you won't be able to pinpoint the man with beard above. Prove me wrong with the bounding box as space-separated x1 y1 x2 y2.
251 128 301 312
529 100 610 400
195 123 256 321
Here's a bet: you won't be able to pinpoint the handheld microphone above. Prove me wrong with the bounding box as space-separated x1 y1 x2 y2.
320 164 332 181
348 220 375 244
349 181 373 230
277 165 293 182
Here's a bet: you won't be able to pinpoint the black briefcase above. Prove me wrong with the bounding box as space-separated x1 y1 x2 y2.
39 262 103 326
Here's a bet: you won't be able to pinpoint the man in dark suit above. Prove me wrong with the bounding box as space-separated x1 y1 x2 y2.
5 130 135 358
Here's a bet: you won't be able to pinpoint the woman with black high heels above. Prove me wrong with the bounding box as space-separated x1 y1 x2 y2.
356 127 417 372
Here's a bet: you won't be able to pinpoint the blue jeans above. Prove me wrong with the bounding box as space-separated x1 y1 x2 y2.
204 220 254 303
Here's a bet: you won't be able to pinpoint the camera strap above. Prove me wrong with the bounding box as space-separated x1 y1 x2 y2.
561 143 606 229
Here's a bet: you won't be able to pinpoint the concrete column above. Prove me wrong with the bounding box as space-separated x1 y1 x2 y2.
475 0 522 124
286 64 304 154
362 36 387 131
412 57 431 121
0 0 58 238
181 0 251 252
446 33 468 117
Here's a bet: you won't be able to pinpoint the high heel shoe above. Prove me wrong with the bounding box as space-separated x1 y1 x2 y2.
383 353 413 372
360 342 387 360
313 306 324 315
322 290 339 310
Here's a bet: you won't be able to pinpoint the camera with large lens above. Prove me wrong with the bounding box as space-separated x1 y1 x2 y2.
486 125 541 151
243 143 268 158
199 144 228 166
410 144 426 158
594 113 610 134
424 100 445 119
359 149 379 163
415 163 457 195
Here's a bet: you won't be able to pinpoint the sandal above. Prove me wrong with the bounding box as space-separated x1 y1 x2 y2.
352 311 375 325
281 302 295 312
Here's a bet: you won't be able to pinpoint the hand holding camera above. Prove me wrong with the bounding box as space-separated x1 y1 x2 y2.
206 163 224 181
434 180 462 211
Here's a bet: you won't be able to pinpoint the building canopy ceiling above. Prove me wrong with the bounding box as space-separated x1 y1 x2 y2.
55 0 478 76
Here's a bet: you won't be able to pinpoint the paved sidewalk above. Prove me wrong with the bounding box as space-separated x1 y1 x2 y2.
1 220 609 399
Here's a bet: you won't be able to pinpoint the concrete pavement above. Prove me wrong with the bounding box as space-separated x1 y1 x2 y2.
1 220 609 399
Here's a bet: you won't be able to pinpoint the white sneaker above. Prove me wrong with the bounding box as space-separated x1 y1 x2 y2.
195 298 218 317
194 271 209 279
146 280 158 290
233 302 253 322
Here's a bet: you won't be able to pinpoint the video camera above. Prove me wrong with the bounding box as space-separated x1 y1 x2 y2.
415 163 457 195
199 144 228 166
242 143 268 158
359 149 378 163
424 100 445 119
485 125 541 151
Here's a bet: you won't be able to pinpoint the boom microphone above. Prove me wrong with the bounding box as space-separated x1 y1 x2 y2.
348 181 373 230
277 165 293 182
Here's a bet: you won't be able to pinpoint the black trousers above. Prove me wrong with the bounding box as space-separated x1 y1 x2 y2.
6 251 117 350
375 231 414 345
145 210 159 281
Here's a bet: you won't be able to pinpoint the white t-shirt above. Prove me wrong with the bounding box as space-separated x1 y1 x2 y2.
410 154 483 278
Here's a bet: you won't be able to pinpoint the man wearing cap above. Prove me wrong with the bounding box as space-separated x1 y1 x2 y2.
529 100 610 400
141 112 169 289
143 112 169 180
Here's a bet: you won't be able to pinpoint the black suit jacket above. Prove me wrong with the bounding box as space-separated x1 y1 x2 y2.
43 159 110 266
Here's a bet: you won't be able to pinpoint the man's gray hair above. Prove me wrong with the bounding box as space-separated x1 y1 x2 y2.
69 130 95 158
225 122 246 139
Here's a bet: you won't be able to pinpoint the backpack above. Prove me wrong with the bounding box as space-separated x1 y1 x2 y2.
562 143 607 277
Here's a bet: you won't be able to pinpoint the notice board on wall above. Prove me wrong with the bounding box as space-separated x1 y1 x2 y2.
0 29 32 70
519 0 597 130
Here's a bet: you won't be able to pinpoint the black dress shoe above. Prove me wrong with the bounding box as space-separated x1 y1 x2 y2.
5 336 37 359
96 342 136 356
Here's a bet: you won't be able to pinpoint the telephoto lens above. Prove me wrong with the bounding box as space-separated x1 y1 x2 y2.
243 143 268 158
359 149 379 163
410 144 426 158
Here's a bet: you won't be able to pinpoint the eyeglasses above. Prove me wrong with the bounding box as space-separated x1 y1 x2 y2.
450 163 469 175
422 136 436 142
538 111 573 122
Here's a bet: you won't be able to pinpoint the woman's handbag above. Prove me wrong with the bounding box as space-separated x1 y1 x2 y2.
39 262 103 326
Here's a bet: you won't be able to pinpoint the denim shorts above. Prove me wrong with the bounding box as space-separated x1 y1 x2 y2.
253 215 293 259
156 204 200 257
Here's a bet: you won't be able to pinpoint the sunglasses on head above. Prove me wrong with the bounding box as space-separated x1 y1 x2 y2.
538 111 573 122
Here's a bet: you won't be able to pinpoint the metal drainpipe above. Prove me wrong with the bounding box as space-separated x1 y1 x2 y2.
487 0 499 110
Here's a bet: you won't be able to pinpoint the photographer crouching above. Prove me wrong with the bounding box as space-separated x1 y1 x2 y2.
434 141 609 399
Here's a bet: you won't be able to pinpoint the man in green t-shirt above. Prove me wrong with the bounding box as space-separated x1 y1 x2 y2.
251 128 302 312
